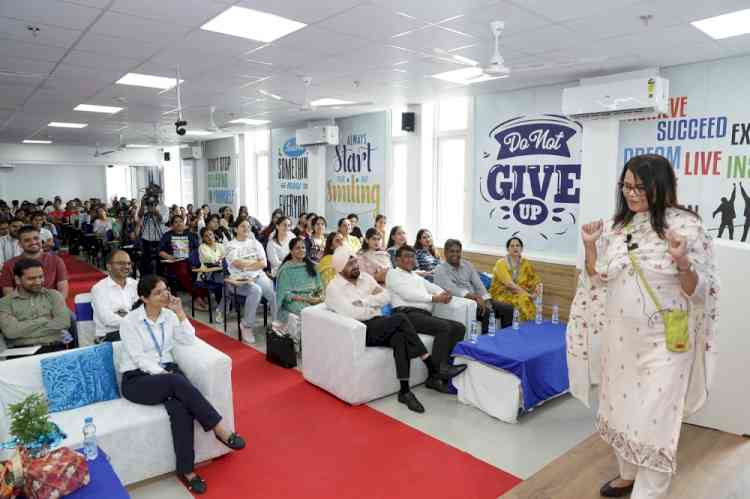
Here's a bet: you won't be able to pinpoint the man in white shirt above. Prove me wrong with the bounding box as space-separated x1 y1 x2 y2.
91 250 138 342
31 212 55 251
224 220 277 344
325 247 435 413
386 245 467 394
0 219 23 265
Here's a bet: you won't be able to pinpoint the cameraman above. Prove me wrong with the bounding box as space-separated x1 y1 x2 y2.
138 197 165 276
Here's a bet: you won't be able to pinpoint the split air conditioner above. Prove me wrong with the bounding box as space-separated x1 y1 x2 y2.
562 76 669 119
181 145 203 160
296 126 339 147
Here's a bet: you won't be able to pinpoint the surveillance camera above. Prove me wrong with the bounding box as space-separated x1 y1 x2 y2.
175 120 187 136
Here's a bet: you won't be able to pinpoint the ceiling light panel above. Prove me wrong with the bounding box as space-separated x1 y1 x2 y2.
125 144 152 148
116 73 182 90
201 6 306 43
431 67 507 85
691 8 750 39
310 98 355 106
48 122 88 128
185 130 213 136
228 118 271 125
74 104 123 114
23 140 53 144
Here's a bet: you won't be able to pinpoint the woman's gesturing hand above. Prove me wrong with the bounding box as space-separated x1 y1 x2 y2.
665 229 688 261
581 220 604 244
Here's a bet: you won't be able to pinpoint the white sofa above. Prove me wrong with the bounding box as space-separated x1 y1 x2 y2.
301 298 477 405
0 340 234 486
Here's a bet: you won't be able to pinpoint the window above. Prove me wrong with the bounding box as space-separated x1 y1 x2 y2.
162 146 192 207
436 138 466 241
438 97 469 133
391 142 407 227
105 164 135 202
243 128 271 223
256 151 270 223
181 161 194 206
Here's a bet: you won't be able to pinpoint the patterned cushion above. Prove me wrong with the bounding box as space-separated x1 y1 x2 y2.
41 343 120 413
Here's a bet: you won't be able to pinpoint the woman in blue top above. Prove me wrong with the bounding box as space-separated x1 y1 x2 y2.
413 229 441 280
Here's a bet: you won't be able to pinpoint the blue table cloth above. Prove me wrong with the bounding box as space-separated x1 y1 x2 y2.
452 321 569 410
67 448 129 499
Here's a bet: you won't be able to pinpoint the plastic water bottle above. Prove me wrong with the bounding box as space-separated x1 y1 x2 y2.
512 309 520 330
534 282 544 325
469 321 480 343
488 312 496 337
83 417 98 461
551 304 560 325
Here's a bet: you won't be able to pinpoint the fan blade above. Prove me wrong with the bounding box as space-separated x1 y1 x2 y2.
313 101 373 108
511 56 609 74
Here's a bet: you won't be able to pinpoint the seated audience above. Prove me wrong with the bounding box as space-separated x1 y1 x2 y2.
434 239 514 333
347 213 363 240
92 207 113 237
386 245 467 393
374 214 387 249
198 228 226 323
306 215 326 263
224 220 278 343
159 215 201 305
413 229 441 278
326 247 439 413
119 275 245 495
357 228 391 284
489 237 542 322
31 211 55 250
275 237 323 325
91 250 138 343
318 232 344 288
0 225 69 299
259 208 284 245
0 258 71 353
337 217 362 253
206 214 232 245
292 212 308 237
0 220 7 237
386 225 407 267
266 216 293 277
0 219 23 264
219 206 235 229
139 202 165 276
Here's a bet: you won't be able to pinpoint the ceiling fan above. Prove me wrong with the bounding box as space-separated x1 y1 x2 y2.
430 21 607 81
257 76 372 112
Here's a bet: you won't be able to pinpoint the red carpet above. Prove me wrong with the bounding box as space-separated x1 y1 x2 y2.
61 255 521 499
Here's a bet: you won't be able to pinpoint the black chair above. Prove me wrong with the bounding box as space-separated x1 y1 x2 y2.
189 251 224 323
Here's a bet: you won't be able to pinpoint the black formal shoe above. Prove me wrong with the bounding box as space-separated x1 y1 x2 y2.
179 473 208 494
437 363 467 380
600 477 634 497
425 376 452 394
398 391 425 413
216 432 246 450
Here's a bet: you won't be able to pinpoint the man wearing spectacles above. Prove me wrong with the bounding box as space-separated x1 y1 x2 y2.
91 250 138 343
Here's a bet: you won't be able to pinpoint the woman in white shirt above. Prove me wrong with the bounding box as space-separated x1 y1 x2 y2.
119 275 245 494
265 215 293 277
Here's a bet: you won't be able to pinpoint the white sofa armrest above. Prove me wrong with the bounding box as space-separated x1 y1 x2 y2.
434 296 477 340
173 338 234 430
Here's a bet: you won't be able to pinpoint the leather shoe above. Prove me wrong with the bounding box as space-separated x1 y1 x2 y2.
179 473 207 494
216 432 246 450
397 391 425 413
437 363 467 380
600 477 634 497
425 376 452 394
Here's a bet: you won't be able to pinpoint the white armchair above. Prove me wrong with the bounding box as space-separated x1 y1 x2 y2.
300 297 476 405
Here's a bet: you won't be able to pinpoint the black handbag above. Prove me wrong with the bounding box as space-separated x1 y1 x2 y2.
265 330 297 368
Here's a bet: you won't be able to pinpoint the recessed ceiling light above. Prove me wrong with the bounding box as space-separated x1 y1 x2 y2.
393 60 409 66
201 6 306 43
310 98 354 106
74 104 123 114
185 130 213 136
23 139 52 144
431 67 507 85
228 118 271 125
691 8 750 39
116 73 182 90
259 89 283 100
125 144 151 148
48 122 88 128
452 55 478 66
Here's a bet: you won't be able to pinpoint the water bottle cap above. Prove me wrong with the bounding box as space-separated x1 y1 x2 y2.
84 417 93 424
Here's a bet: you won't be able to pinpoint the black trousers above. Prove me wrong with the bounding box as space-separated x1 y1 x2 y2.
121 364 222 474
718 222 734 240
478 300 515 333
394 308 464 367
96 331 121 343
362 313 428 380
140 240 161 277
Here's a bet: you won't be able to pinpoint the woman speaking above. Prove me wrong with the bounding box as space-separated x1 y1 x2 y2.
119 275 246 494
567 154 719 498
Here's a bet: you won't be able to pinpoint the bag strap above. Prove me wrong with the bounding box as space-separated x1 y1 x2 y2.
625 225 664 312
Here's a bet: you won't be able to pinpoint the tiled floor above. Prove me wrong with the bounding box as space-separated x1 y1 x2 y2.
126 303 595 498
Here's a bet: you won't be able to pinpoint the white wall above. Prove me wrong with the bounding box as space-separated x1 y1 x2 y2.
0 142 159 202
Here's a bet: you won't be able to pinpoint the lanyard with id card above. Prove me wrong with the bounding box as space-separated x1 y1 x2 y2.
143 319 167 367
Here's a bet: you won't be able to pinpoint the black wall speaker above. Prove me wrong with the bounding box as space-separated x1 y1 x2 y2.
164 151 171 162
401 112 415 132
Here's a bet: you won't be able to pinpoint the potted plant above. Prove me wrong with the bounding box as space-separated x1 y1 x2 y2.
7 394 65 458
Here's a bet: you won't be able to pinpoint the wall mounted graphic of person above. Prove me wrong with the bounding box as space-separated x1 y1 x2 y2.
712 183 736 240
741 182 750 242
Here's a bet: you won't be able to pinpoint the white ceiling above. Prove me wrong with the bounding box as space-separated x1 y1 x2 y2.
0 0 749 147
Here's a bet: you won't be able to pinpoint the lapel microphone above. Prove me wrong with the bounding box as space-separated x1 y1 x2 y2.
626 234 639 251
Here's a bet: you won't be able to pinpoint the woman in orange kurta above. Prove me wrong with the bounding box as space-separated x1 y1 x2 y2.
489 237 541 321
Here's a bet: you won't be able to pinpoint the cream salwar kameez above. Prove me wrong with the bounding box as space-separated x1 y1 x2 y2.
567 209 719 498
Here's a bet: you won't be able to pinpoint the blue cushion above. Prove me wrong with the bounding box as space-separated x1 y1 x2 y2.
381 304 393 316
41 343 120 413
479 271 493 290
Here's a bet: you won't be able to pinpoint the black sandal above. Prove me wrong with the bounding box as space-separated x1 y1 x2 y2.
216 432 246 450
179 473 207 494
600 477 634 497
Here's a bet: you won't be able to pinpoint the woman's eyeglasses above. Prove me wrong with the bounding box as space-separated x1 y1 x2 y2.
619 182 647 196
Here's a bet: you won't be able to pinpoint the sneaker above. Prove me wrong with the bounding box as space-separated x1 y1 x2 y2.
240 324 256 344
214 311 223 324
397 391 425 413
